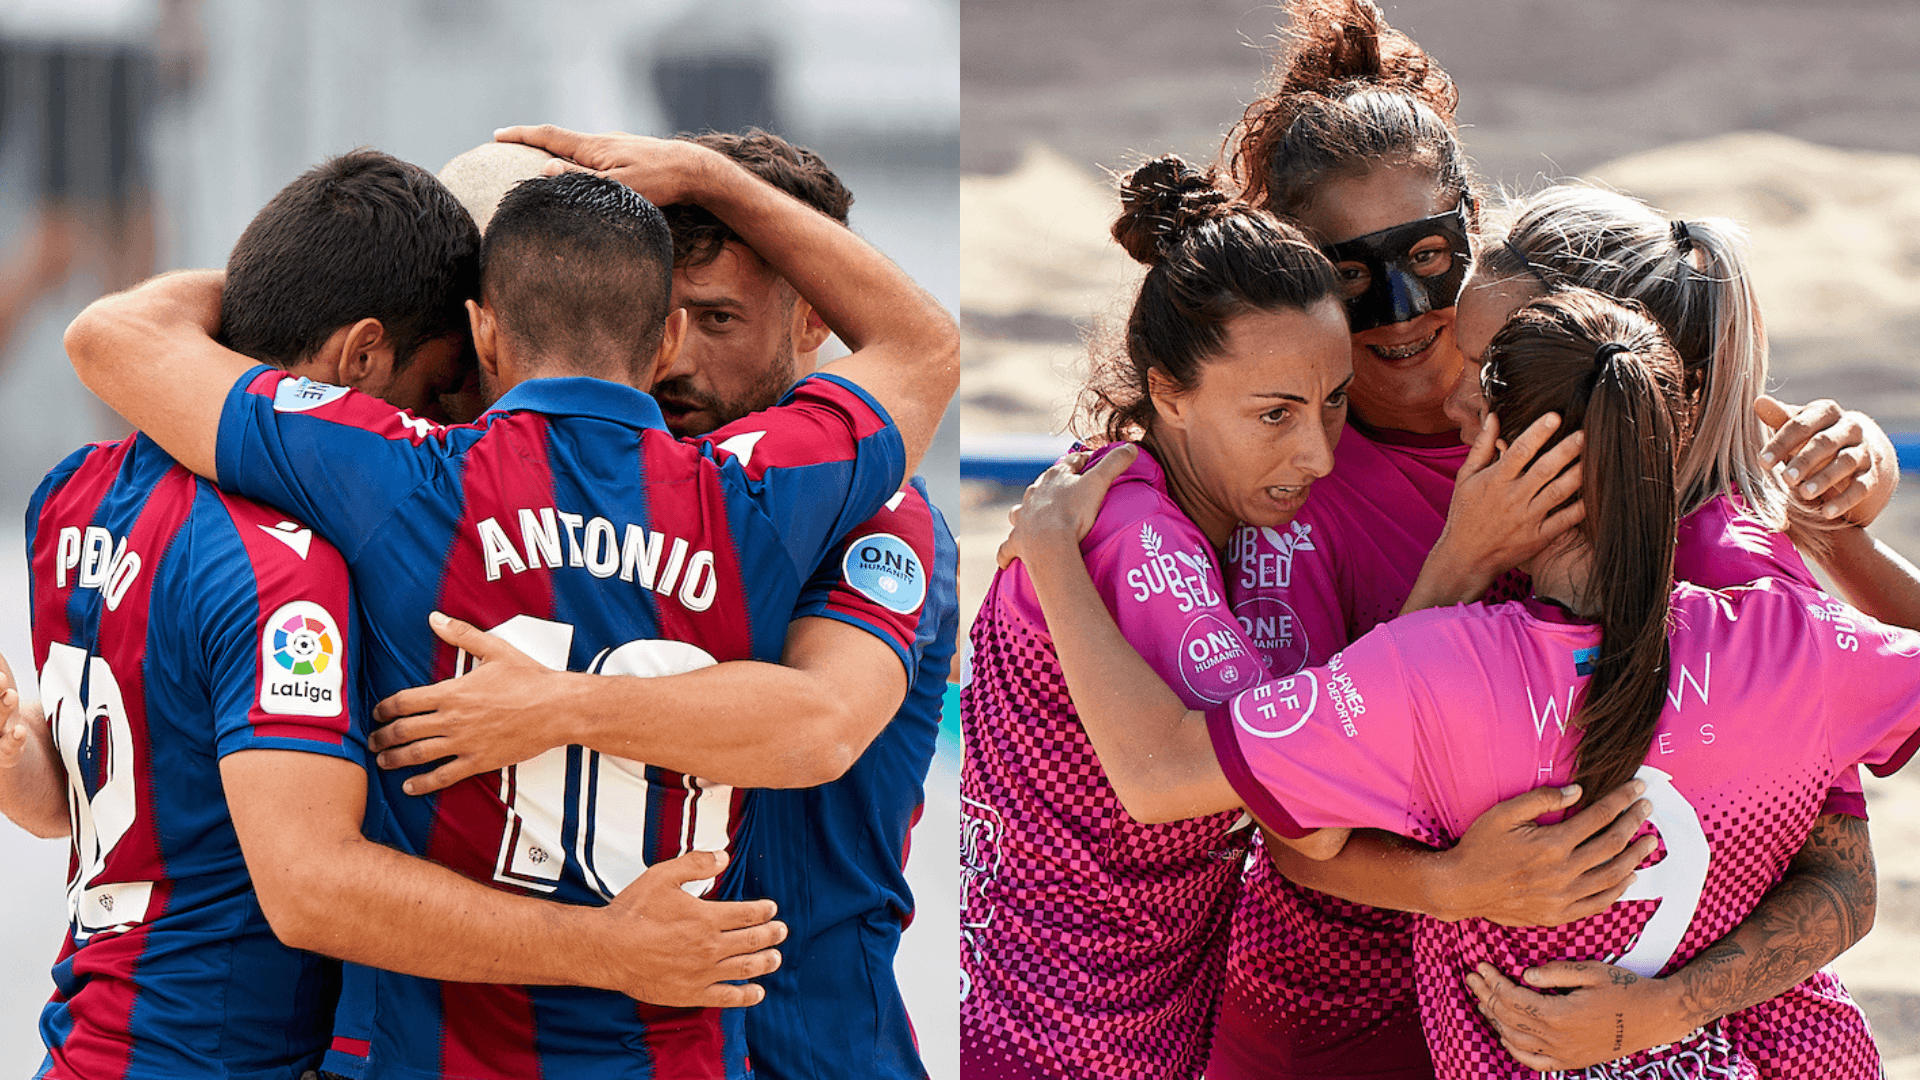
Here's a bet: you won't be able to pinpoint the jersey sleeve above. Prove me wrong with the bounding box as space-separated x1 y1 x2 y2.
1081 495 1268 709
196 488 365 763
699 373 907 581
1801 589 1920 776
793 484 945 680
1203 625 1422 839
216 365 449 560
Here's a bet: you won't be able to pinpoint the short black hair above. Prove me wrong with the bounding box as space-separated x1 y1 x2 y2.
664 129 852 270
221 149 480 369
481 171 674 380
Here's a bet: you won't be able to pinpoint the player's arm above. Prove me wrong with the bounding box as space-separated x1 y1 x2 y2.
495 126 958 477
1468 812 1876 1072
0 649 68 838
63 269 242 478
222 749 783 1005
1000 447 1252 826
371 613 907 792
1804 525 1920 630
1264 776 1655 925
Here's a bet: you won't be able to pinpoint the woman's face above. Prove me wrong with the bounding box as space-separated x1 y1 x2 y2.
1294 166 1465 433
1151 300 1353 540
1444 268 1542 447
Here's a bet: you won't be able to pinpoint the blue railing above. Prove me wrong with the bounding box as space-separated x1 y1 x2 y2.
964 433 1920 488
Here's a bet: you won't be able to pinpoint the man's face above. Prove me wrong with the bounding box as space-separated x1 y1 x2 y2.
655 241 801 438
365 331 483 424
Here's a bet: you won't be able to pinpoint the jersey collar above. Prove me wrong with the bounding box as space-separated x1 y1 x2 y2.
483 377 668 431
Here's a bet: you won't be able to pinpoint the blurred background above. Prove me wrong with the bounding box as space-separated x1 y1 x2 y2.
960 1 1920 1074
0 0 959 1074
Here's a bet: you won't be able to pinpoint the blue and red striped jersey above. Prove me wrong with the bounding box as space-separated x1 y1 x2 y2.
26 433 364 1080
214 368 905 1080
739 477 957 1080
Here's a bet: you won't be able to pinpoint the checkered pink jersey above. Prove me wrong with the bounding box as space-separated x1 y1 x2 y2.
961 445 1258 1080
1207 580 1920 1079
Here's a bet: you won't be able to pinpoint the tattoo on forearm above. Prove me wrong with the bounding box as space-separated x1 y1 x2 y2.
1613 1012 1625 1054
1609 967 1638 987
1670 815 1875 1028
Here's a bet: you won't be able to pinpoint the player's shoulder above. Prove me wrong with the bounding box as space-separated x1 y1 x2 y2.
191 484 348 576
690 373 894 480
1083 443 1199 550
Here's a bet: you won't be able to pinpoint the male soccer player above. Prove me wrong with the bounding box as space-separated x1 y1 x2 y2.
65 136 957 1078
2 150 783 1080
391 128 958 1080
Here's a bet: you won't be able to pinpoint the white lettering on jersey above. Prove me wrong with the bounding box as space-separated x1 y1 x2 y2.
257 521 313 560
1123 525 1222 613
1527 682 1579 739
475 508 718 613
42 643 153 939
1233 672 1317 739
1230 520 1316 591
54 526 142 612
1665 653 1711 711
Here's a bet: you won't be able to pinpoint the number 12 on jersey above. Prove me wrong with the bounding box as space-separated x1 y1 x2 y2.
456 615 731 900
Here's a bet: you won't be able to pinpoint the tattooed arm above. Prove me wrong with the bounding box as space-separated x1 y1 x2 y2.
1465 813 1875 1071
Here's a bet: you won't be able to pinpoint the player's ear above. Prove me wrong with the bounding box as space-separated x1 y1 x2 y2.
469 299 501 384
333 318 395 391
646 307 690 391
791 296 830 357
1146 367 1192 433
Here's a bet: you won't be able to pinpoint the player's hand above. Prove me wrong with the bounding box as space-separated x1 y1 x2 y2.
371 612 573 794
0 667 27 770
600 849 786 1007
1427 413 1585 595
1466 960 1689 1071
494 125 720 208
996 443 1135 569
1427 780 1656 926
1756 395 1897 526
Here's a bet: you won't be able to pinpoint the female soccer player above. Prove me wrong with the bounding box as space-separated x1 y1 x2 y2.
1003 288 1920 1080
958 156 1352 1080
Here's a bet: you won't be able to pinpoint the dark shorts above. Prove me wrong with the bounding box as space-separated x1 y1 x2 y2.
0 38 153 202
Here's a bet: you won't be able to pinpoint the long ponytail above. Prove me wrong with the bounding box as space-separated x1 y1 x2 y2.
1481 288 1692 800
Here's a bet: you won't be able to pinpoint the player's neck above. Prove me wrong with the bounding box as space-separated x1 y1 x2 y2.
1524 537 1595 617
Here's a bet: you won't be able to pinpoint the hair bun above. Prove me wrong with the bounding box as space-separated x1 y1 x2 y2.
1113 155 1230 265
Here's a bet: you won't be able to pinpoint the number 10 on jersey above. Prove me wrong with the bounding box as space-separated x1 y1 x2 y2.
454 615 732 900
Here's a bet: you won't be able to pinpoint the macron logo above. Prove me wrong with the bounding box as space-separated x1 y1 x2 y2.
715 430 767 466
258 521 313 560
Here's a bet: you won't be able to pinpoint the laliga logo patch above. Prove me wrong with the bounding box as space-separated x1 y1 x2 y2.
841 532 926 615
260 600 344 717
272 377 350 413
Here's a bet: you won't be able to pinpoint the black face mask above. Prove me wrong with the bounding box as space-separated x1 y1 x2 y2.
1320 202 1472 332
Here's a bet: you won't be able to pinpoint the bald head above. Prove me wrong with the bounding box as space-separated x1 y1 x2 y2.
438 141 557 232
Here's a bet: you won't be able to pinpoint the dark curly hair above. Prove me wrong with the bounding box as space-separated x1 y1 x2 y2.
663 129 852 270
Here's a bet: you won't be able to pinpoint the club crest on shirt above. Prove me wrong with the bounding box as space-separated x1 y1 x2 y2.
259 600 344 717
272 378 351 413
841 531 926 614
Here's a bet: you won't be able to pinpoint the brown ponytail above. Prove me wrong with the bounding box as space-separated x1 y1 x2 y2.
1481 288 1692 802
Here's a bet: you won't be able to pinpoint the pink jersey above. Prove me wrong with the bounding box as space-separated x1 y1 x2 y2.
1216 423 1477 1080
961 445 1258 1080
1207 581 1920 1079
